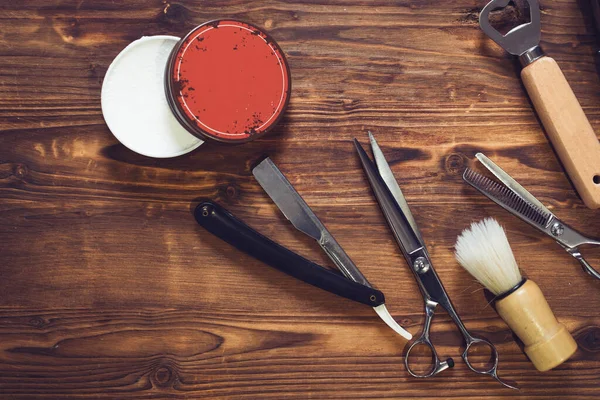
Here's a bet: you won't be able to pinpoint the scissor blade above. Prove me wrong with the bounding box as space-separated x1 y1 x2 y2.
373 304 412 340
476 153 553 216
354 139 423 255
368 132 423 243
463 167 553 230
253 158 324 241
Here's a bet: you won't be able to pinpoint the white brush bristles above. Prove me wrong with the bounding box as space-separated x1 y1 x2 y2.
454 218 522 296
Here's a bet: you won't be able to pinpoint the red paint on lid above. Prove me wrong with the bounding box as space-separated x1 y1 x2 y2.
167 20 291 143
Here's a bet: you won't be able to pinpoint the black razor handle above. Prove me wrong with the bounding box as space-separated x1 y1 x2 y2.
194 201 384 307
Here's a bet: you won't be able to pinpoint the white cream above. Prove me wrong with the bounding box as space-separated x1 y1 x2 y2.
101 36 203 158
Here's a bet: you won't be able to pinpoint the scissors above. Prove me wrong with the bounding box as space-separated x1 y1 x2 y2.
464 153 600 281
354 133 515 388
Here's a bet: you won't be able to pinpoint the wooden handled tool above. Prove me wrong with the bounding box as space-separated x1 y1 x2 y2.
480 0 600 209
456 219 577 372
521 57 600 209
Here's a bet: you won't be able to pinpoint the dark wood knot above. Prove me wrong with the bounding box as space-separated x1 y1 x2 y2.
575 326 600 353
13 164 28 179
397 316 414 328
89 62 106 85
29 316 47 329
341 98 357 111
162 3 189 25
458 8 480 25
226 185 237 199
152 363 177 388
64 18 81 39
444 153 466 175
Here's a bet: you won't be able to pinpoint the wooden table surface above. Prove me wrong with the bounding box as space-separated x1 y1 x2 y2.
1 0 600 398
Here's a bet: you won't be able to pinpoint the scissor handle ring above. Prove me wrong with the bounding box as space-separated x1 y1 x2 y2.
461 337 516 389
404 338 454 378
461 337 499 375
566 246 600 281
579 256 600 280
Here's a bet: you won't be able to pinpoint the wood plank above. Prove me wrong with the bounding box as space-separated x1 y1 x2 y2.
1 0 599 398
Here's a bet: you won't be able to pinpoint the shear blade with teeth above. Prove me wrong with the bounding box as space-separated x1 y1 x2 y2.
464 153 600 281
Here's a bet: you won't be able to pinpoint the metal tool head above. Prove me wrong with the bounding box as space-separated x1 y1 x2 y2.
480 0 541 57
475 153 551 215
252 157 369 286
354 138 423 258
463 167 553 229
465 153 555 231
253 157 413 339
368 132 424 244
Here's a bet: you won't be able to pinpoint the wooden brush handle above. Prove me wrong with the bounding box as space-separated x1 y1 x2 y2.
495 280 577 372
521 56 600 209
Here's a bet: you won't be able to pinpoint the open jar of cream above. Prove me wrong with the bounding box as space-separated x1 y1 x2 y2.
101 19 291 158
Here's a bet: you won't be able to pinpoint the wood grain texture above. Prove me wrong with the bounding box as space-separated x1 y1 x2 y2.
1 0 599 398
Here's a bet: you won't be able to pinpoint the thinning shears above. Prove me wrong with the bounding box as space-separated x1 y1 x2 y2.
354 133 514 388
464 153 600 281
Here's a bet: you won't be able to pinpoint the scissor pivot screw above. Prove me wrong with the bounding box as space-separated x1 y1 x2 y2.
369 295 377 302
413 257 430 274
551 223 564 237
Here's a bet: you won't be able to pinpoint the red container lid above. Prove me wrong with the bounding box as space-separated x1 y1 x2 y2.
166 20 291 143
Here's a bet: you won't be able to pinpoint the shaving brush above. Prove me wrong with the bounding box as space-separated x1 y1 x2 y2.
455 218 577 372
